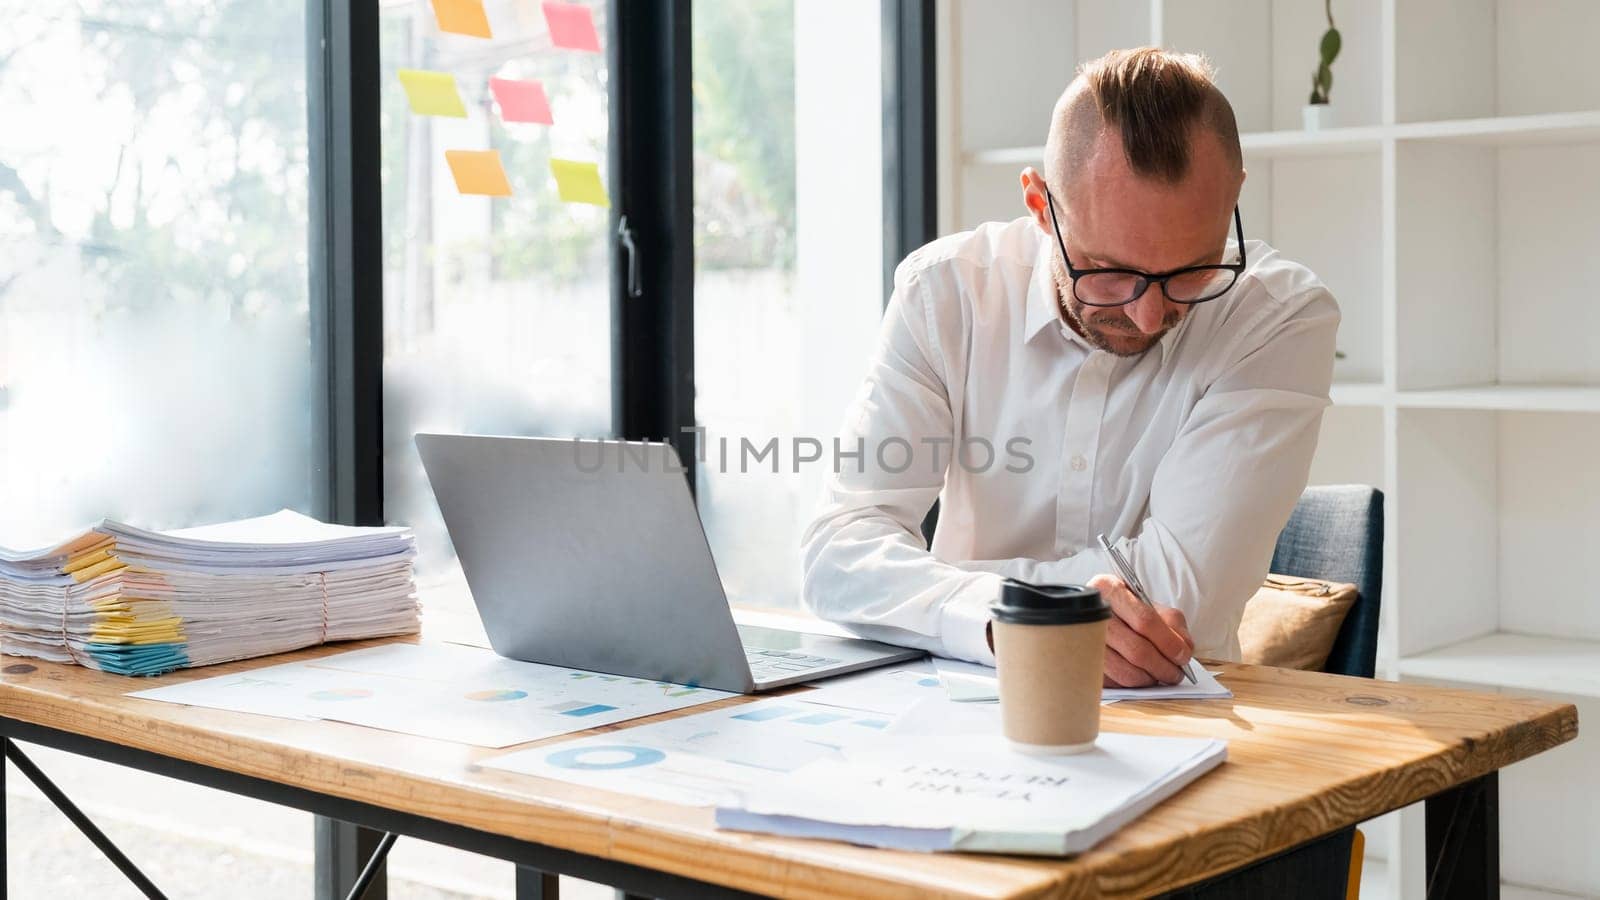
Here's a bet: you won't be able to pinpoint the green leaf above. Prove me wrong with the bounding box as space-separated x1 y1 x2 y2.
1320 28 1342 65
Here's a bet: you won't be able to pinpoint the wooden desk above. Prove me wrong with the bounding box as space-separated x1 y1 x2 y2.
0 640 1576 899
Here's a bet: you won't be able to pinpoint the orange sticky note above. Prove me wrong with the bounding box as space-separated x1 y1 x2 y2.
445 150 512 197
542 2 602 53
431 0 492 38
549 158 609 207
489 77 553 125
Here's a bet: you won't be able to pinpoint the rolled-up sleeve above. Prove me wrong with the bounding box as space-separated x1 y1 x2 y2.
799 261 1003 663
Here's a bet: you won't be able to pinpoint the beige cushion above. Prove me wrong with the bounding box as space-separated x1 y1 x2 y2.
1237 574 1360 671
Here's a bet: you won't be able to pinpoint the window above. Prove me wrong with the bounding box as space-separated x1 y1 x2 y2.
0 1 319 547
379 0 614 592
692 0 886 607
2 2 324 895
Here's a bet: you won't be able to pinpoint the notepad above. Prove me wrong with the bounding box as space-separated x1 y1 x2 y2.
930 656 1233 704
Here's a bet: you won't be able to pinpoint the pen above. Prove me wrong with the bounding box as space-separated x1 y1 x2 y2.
1096 533 1198 685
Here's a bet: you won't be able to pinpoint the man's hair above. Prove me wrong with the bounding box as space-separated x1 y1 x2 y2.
1047 47 1242 186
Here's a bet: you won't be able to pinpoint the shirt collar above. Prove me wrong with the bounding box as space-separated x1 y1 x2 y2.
1024 230 1185 366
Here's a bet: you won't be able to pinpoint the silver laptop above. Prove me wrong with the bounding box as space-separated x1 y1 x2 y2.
415 433 922 693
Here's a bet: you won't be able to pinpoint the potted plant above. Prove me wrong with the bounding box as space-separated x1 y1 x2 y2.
1303 0 1341 130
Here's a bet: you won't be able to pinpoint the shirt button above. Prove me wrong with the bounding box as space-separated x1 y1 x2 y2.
1070 454 1088 471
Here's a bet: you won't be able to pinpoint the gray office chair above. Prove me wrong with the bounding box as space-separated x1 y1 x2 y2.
1167 484 1385 899
1269 484 1385 679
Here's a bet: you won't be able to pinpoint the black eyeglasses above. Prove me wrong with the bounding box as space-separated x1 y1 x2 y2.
1045 187 1247 307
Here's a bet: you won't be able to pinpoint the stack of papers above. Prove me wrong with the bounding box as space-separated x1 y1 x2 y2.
715 732 1227 856
0 510 420 675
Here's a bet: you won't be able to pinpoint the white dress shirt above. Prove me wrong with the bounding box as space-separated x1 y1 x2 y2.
799 216 1338 664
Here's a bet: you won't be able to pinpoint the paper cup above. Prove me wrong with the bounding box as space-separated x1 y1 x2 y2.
991 580 1109 754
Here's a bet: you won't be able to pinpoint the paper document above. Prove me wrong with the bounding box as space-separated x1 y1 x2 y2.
482 694 899 807
716 732 1227 856
130 642 733 748
930 656 1232 704
796 660 942 716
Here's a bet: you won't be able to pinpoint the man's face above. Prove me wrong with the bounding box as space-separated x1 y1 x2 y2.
1046 131 1240 357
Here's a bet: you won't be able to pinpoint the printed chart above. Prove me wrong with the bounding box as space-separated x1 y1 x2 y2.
482 695 899 807
129 642 735 747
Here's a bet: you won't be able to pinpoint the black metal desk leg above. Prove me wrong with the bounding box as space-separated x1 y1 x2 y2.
3 737 8 900
316 817 389 900
516 866 560 899
1426 772 1499 900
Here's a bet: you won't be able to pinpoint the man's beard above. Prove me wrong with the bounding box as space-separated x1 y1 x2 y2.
1051 256 1181 358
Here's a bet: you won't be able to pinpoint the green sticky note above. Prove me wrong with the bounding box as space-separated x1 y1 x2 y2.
397 69 468 118
549 158 609 207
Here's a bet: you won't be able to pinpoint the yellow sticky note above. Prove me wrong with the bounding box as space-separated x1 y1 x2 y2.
549 158 610 207
430 0 493 38
396 69 467 118
445 149 513 197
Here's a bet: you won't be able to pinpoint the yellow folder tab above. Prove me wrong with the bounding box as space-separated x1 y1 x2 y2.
396 69 468 118
63 546 114 574
91 618 185 645
70 555 127 583
430 0 492 38
548 158 610 207
444 149 513 196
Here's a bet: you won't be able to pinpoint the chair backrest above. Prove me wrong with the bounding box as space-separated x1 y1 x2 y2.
1269 485 1385 679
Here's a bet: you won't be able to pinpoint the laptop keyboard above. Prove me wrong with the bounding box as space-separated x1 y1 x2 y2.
745 647 843 679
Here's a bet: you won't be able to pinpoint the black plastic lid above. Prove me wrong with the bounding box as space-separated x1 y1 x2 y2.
990 578 1109 626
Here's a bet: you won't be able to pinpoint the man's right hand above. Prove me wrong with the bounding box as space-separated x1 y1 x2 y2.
1086 573 1195 688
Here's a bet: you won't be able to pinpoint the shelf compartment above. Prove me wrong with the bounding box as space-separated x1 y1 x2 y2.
1394 139 1600 392
1396 0 1600 122
1397 632 1600 698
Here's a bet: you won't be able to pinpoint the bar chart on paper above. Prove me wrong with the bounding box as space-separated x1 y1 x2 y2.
129 642 736 747
483 695 901 806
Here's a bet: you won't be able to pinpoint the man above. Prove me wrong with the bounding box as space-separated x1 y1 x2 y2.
801 48 1338 687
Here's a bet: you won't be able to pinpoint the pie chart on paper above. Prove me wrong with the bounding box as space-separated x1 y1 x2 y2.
465 688 529 702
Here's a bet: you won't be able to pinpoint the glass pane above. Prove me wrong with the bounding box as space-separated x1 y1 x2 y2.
1 3 323 894
0 3 316 544
379 3 613 586
692 1 884 608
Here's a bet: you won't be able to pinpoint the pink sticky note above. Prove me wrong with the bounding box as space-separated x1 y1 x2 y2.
542 2 602 53
489 77 554 125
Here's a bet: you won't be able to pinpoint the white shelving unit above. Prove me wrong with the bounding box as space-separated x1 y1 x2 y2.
938 1 1600 897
